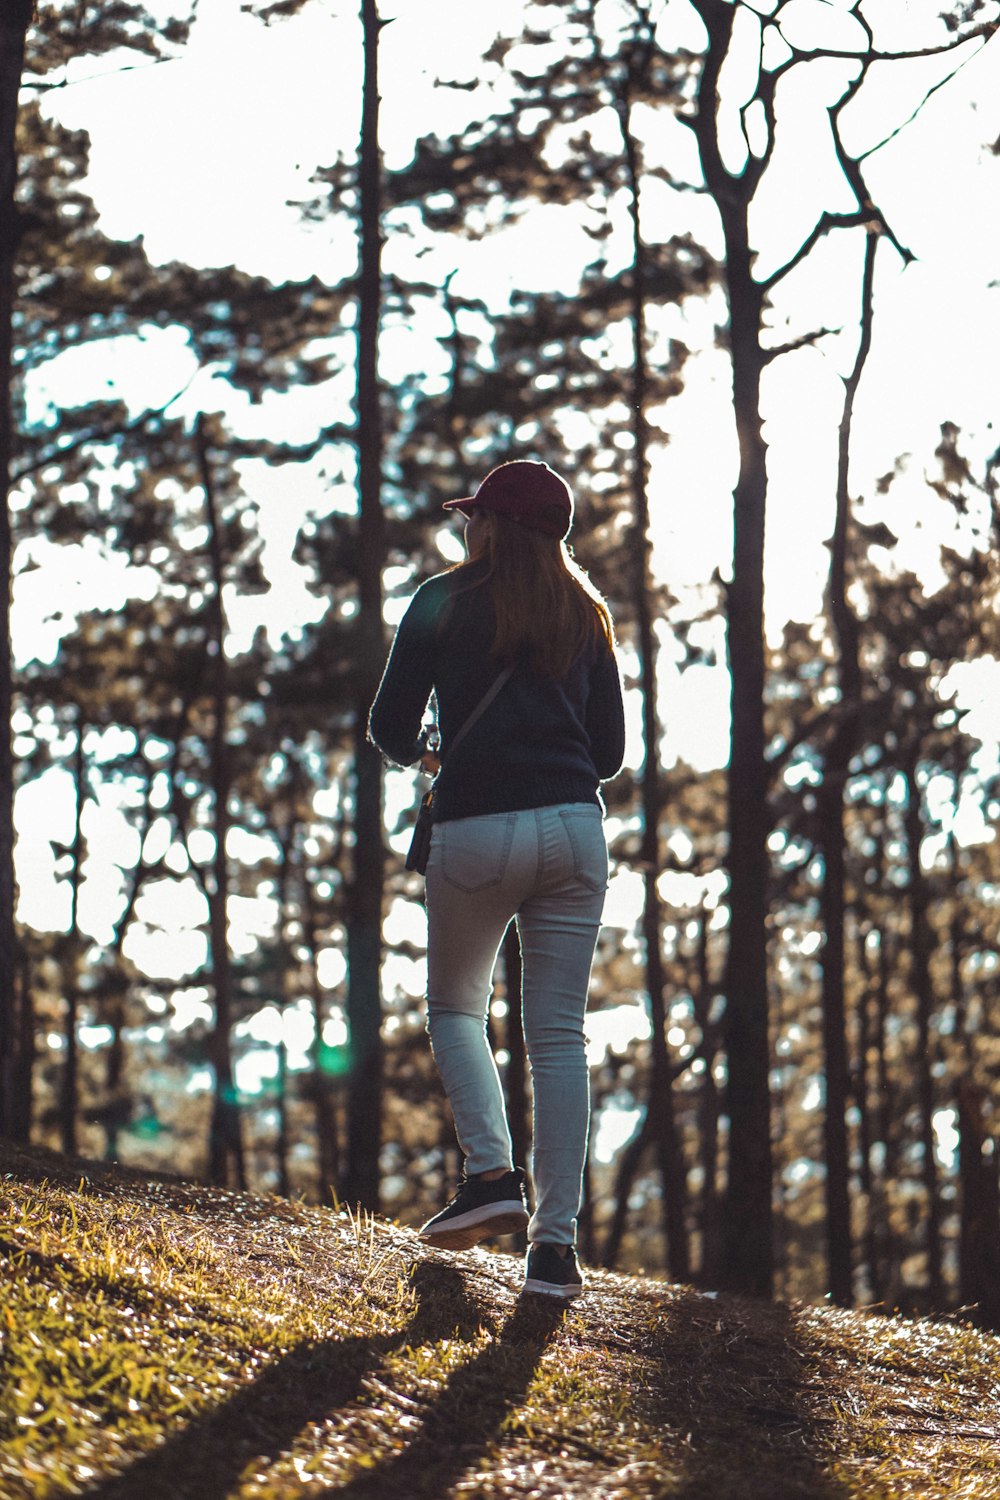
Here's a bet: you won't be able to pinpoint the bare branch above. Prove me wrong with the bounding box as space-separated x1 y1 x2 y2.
773 23 997 69
22 58 182 94
858 42 989 161
762 326 841 362
760 210 874 292
11 375 198 484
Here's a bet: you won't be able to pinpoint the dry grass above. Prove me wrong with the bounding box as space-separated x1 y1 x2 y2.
2 1141 1000 1499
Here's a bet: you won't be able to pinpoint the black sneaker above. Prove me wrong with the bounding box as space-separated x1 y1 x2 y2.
522 1242 584 1300
418 1168 529 1251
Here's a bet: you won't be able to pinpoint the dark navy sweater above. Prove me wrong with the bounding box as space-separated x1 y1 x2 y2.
368 563 626 822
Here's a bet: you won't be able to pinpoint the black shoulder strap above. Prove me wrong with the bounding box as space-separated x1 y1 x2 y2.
444 664 515 763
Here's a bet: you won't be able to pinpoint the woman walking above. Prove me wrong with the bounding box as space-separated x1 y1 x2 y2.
369 460 625 1299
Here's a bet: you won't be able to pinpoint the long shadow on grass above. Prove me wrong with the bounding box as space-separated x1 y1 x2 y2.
76 1261 496 1500
643 1291 852 1500
321 1291 567 1498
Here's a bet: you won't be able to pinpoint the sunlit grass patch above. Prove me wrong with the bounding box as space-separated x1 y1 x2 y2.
4 1142 1000 1500
0 1160 414 1499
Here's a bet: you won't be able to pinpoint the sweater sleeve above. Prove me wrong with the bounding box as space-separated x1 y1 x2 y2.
585 646 626 781
368 586 438 767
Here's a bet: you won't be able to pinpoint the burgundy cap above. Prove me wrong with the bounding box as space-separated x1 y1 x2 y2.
442 460 574 538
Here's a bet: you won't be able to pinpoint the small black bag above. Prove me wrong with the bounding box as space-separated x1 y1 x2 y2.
406 790 435 875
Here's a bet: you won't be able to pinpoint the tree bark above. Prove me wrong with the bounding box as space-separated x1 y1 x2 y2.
854 918 881 1304
0 2 32 1140
275 816 295 1199
874 915 898 1295
902 759 943 1306
502 922 529 1173
689 0 772 1294
342 0 386 1211
816 230 877 1305
303 859 340 1200
59 722 85 1154
196 416 245 1190
692 909 722 1284
614 51 689 1285
502 922 529 1253
958 1079 1000 1329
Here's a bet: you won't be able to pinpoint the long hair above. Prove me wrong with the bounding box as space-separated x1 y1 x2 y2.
454 512 614 678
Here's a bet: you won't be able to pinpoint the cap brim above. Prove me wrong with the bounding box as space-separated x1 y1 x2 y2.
441 497 476 517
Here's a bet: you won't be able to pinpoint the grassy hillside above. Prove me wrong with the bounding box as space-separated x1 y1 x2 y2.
2 1142 1000 1499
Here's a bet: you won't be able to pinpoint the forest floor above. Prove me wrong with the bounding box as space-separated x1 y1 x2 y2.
3 1142 1000 1500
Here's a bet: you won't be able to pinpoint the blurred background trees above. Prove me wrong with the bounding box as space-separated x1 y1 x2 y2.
1 0 998 1319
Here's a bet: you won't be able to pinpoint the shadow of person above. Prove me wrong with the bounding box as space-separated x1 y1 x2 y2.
640 1290 853 1500
323 1291 568 1499
76 1261 490 1500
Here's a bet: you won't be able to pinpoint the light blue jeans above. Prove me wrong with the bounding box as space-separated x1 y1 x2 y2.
425 802 608 1246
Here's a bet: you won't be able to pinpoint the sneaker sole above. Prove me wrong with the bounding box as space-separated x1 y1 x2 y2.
522 1276 583 1300
419 1206 529 1251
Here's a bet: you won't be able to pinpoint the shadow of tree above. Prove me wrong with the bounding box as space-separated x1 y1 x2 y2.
641 1291 853 1500
320 1293 567 1498
76 1262 495 1500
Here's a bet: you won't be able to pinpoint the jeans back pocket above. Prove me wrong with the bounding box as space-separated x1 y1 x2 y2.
440 814 516 893
558 807 609 893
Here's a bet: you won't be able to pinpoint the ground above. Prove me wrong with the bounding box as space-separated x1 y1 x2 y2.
3 1141 1000 1499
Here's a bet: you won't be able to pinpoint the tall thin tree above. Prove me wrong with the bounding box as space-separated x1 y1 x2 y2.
688 0 773 1296
0 0 33 1139
196 414 247 1191
685 0 997 1298
605 2 690 1283
816 230 877 1305
342 0 387 1210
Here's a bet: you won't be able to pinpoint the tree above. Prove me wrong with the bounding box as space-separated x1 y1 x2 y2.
0 0 33 1140
684 0 999 1297
341 0 387 1211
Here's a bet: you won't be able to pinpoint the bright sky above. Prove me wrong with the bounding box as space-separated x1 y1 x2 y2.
15 0 1000 1076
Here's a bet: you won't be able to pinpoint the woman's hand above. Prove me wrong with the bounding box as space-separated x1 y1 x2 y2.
420 749 441 776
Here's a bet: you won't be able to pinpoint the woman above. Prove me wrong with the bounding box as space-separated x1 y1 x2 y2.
369 459 625 1299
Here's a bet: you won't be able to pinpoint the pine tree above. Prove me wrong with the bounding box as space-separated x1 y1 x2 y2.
684 0 999 1298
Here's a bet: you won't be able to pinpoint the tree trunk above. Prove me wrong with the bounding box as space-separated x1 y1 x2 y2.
692 908 722 1284
196 416 245 1190
59 723 86 1154
502 922 528 1253
816 230 877 1305
0 3 32 1140
874 917 898 1295
947 829 974 1072
902 760 943 1306
600 1111 653 1269
854 918 882 1304
13 945 31 1137
303 863 340 1201
957 1079 1000 1329
275 817 295 1199
502 923 528 1171
616 65 689 1285
690 0 773 1296
342 0 386 1211
717 204 772 1296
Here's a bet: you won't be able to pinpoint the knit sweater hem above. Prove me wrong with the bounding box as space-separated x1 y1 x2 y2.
433 772 600 824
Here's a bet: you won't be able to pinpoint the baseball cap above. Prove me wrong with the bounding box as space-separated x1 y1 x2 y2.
442 460 574 538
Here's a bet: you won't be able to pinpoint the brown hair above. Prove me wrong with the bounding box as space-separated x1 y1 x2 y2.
455 512 614 678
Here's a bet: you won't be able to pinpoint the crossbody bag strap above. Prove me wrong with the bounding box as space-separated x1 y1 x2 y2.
441 663 515 766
